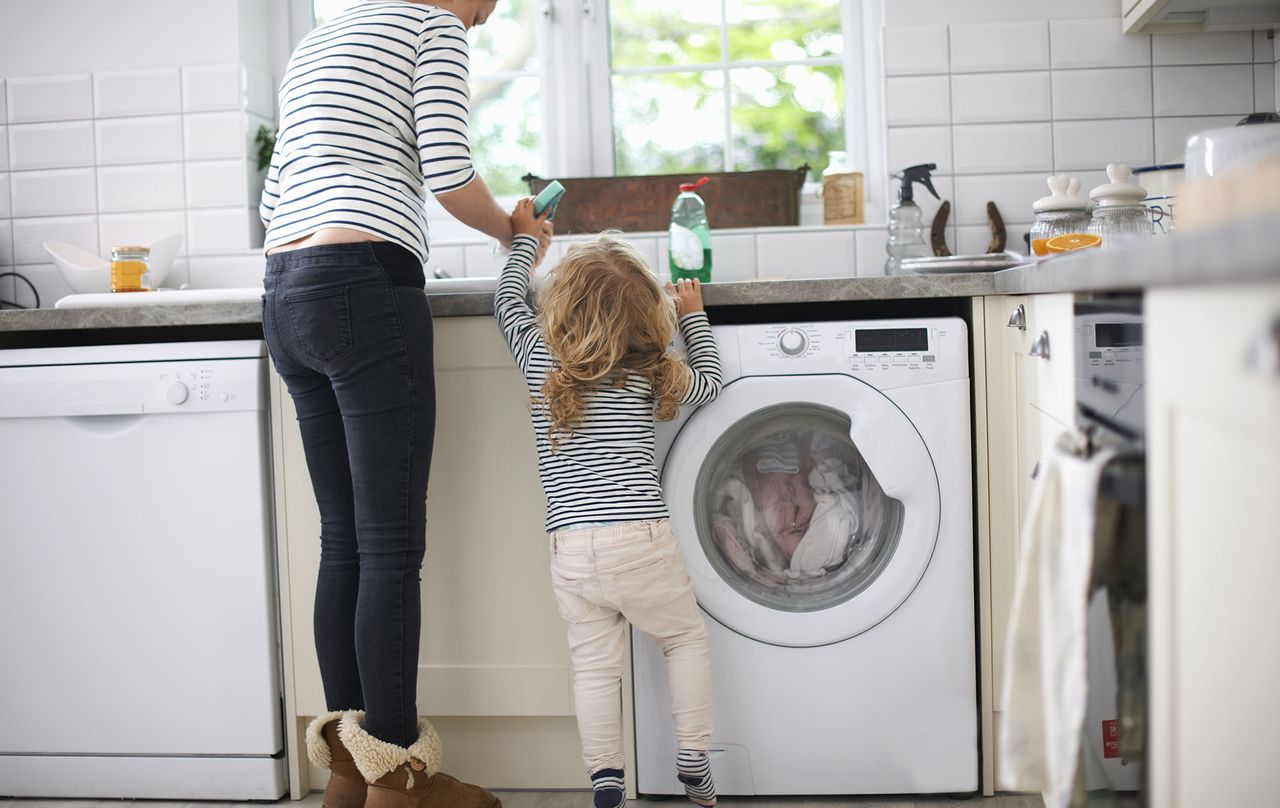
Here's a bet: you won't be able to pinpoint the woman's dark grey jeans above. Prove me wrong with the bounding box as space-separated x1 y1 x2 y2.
263 241 434 748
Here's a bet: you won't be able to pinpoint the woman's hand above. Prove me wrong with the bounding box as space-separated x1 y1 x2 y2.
667 278 705 316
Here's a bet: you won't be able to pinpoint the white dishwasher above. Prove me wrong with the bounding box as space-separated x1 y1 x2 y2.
0 340 286 800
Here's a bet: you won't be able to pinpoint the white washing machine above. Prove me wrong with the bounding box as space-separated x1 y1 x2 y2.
634 317 977 796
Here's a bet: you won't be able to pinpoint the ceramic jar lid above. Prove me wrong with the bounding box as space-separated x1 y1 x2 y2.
1089 163 1148 208
1033 175 1089 212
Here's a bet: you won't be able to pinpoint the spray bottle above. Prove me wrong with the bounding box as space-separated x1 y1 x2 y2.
885 163 940 275
669 177 712 283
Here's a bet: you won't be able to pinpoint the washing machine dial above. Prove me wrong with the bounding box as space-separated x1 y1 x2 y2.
166 381 190 405
778 329 808 356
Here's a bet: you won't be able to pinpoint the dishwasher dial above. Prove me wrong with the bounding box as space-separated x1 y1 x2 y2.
778 329 808 356
166 381 190 405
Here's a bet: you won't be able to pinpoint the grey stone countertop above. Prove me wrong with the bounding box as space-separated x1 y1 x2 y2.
0 273 995 333
1 215 1276 335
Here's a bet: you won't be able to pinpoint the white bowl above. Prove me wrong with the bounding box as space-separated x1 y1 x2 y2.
44 234 183 293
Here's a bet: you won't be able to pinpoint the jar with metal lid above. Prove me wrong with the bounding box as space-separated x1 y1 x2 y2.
1086 163 1152 248
1030 175 1090 256
110 246 152 293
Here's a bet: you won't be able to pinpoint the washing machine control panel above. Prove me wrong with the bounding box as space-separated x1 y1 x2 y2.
734 319 968 384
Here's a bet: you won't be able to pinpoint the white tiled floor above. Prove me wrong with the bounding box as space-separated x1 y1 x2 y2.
0 792 1143 808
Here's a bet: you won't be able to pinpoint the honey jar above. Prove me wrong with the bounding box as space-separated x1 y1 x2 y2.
110 246 151 293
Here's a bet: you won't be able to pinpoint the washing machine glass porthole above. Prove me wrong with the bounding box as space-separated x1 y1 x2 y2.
691 402 906 614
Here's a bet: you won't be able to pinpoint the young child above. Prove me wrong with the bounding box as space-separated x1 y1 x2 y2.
495 198 723 808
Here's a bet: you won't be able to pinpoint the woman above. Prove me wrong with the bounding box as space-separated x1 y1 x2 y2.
259 2 548 807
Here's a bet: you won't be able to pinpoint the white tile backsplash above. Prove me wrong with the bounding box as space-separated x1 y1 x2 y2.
425 245 466 279
0 80 6 127
183 112 246 160
98 211 188 256
756 230 856 279
0 127 7 171
1053 118 1154 171
1153 64 1255 117
8 263 74 309
949 21 1049 73
93 69 182 118
11 169 97 217
710 233 757 281
887 126 951 174
956 223 1033 256
1256 64 1276 113
1152 115 1240 164
1153 31 1253 66
953 173 1046 226
187 207 258 254
12 215 98 264
949 72 1051 124
185 159 250 208
1254 30 1276 63
182 65 245 113
7 121 96 170
1051 68 1152 120
886 76 951 126
0 219 12 265
884 25 950 76
245 67 276 119
187 255 265 289
97 164 186 213
953 123 1053 174
95 116 184 165
1049 19 1150 69
0 174 10 219
855 228 889 277
6 74 93 124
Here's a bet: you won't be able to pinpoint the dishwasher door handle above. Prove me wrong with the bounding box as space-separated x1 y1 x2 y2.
56 401 145 417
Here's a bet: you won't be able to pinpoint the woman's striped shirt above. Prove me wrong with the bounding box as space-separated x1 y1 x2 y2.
259 0 475 263
495 235 724 532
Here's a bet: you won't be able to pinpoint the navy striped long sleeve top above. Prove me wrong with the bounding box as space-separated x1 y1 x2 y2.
495 235 724 532
260 0 476 263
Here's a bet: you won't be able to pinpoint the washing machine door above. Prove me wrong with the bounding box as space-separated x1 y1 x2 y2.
663 374 940 647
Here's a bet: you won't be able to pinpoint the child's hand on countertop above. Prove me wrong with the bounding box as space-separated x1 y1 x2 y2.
667 278 704 316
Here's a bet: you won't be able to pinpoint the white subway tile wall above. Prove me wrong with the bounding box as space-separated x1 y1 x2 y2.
756 230 857 280
882 14 1262 275
0 63 270 304
885 76 951 126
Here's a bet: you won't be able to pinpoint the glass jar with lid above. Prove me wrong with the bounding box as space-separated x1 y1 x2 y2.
1086 163 1153 248
110 246 152 293
1030 175 1090 256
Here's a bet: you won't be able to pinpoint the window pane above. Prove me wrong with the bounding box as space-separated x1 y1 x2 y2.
730 65 843 179
726 0 842 62
609 0 722 69
470 77 543 196
612 72 726 176
470 0 539 75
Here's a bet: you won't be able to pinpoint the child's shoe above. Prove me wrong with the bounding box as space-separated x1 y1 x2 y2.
590 767 625 808
676 749 716 807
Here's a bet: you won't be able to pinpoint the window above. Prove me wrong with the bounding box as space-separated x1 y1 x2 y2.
608 0 846 180
291 0 882 209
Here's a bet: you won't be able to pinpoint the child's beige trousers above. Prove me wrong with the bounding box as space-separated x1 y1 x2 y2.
549 519 714 773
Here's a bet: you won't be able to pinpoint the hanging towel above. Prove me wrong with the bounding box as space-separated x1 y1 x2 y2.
998 432 1117 808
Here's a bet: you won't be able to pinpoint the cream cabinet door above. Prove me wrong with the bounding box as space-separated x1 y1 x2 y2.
1147 284 1280 808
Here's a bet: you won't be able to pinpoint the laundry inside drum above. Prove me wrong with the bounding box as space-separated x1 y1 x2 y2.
693 403 905 614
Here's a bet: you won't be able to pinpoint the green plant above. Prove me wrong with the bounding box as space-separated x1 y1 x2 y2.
254 125 276 173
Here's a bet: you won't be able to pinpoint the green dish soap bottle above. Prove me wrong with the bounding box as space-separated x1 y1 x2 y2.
669 177 712 283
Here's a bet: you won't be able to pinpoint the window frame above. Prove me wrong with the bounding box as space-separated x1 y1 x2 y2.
284 0 886 218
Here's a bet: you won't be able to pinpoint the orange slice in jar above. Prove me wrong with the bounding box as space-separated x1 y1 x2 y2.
1045 233 1102 253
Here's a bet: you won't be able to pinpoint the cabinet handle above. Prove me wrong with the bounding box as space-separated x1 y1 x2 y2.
1029 330 1051 360
1007 304 1026 331
1245 316 1280 378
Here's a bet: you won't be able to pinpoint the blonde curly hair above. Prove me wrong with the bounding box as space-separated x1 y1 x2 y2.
536 233 690 448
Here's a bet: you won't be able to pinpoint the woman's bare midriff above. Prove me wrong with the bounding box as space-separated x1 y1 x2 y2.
266 227 386 255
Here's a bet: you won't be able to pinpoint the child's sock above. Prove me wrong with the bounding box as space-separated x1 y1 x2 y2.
590 767 625 808
676 749 717 806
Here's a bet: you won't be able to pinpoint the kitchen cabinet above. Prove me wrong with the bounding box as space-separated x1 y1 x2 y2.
1146 284 1280 807
1122 0 1280 33
270 317 592 794
980 292 1076 792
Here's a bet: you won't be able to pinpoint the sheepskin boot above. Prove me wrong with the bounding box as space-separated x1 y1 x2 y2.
306 711 368 808
338 712 501 808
